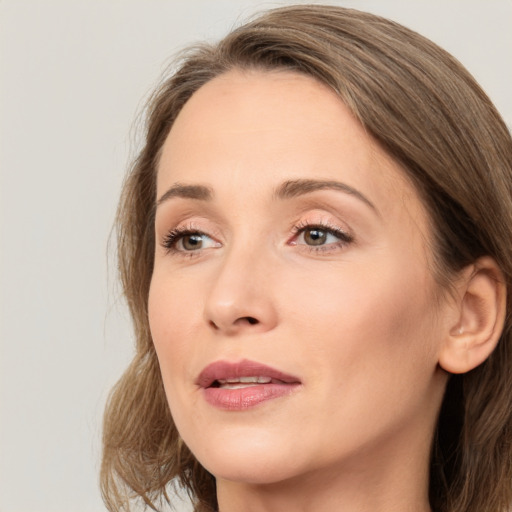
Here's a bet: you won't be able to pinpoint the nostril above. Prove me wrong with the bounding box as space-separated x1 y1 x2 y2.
208 317 258 329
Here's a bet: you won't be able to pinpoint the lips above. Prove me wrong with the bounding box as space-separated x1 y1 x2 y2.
197 359 301 410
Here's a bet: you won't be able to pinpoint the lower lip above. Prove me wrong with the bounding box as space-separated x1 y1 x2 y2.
203 383 300 410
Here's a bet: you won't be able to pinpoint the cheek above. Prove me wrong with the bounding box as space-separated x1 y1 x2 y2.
277 259 442 459
148 271 203 389
148 272 212 438
286 257 440 387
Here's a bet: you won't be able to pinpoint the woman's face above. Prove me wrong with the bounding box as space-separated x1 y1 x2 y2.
149 70 450 486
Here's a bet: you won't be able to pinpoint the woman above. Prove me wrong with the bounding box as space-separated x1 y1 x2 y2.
101 5 512 512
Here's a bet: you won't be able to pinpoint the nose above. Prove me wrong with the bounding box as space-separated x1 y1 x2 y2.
203 245 278 336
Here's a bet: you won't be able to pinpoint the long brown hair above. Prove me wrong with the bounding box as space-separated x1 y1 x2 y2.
101 5 512 512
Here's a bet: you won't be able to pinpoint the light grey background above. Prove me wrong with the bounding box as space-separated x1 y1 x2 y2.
1 1 511 511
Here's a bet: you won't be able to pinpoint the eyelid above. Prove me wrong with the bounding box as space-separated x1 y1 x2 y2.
160 221 222 254
288 217 354 252
157 213 354 257
163 229 216 251
291 213 353 237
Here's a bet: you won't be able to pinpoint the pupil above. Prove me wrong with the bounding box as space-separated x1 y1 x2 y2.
305 228 327 246
183 234 203 250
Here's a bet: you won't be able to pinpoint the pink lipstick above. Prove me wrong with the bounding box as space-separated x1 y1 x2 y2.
197 359 301 410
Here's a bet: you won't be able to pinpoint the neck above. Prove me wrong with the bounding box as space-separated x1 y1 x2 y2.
216 424 434 512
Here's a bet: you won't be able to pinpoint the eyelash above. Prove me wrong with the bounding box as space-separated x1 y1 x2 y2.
161 221 353 256
161 226 213 255
290 221 353 252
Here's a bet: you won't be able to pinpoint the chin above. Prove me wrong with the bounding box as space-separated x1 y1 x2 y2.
184 427 304 485
202 456 298 486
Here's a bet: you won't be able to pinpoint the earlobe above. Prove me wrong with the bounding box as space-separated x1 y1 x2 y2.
439 257 507 374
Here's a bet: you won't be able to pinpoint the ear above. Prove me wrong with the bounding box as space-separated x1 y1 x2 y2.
439 256 507 374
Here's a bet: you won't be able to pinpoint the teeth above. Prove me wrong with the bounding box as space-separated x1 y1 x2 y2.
217 376 273 386
219 383 255 390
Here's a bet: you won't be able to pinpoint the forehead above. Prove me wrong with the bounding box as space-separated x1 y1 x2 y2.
157 69 429 236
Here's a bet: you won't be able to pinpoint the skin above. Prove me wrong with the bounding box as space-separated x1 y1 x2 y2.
148 69 456 512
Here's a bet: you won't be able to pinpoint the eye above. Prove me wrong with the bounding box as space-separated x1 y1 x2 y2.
292 223 353 250
299 227 336 246
162 228 220 253
178 233 208 251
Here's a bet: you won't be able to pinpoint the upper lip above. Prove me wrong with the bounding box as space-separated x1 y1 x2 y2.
196 359 301 388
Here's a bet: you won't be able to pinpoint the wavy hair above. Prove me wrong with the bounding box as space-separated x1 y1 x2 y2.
101 5 512 512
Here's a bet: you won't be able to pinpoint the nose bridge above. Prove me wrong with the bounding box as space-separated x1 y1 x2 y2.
204 235 277 334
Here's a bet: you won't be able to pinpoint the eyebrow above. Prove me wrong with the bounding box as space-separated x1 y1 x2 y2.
275 179 378 214
157 183 213 205
156 178 378 214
